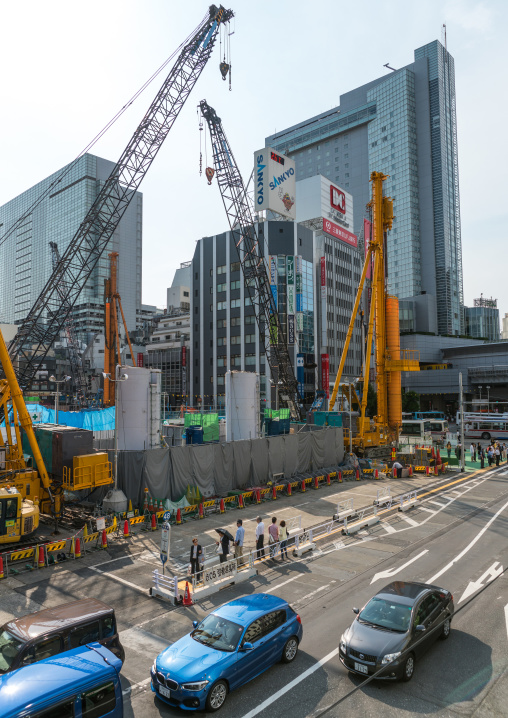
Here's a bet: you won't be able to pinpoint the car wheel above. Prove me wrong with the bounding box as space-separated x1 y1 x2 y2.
401 653 415 682
440 617 451 640
281 636 299 663
206 680 228 712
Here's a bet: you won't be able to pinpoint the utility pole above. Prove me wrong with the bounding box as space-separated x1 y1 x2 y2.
459 372 465 472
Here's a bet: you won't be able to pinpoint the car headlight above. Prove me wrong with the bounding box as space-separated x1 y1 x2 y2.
181 680 209 691
339 633 347 653
381 651 401 664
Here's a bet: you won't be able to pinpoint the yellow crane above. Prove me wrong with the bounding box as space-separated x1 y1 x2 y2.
329 172 420 454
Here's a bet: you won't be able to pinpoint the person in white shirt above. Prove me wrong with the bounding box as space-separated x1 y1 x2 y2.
255 516 265 559
470 443 476 462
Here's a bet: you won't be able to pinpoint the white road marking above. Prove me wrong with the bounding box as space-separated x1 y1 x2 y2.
90 551 146 569
428 500 448 508
370 550 428 585
398 514 419 527
294 584 330 604
265 575 302 593
458 562 504 603
240 647 339 718
418 506 437 514
88 566 147 594
122 677 151 697
381 521 397 534
428 498 508 584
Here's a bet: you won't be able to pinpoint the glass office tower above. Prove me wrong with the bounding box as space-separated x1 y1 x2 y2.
0 153 142 340
267 40 464 336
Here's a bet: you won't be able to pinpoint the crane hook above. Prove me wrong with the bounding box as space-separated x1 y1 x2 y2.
220 61 230 81
205 167 215 185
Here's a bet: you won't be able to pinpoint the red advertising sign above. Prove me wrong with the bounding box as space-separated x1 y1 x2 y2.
321 353 330 398
364 218 372 280
330 185 346 214
181 346 187 366
137 352 144 367
322 218 357 248
320 256 326 298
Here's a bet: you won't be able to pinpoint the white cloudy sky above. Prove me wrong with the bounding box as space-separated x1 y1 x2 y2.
0 0 505 314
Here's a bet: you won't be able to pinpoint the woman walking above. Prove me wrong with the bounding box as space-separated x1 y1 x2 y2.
279 520 288 561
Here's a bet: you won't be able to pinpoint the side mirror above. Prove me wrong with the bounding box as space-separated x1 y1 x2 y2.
415 624 426 632
192 621 199 629
352 607 359 614
241 642 253 652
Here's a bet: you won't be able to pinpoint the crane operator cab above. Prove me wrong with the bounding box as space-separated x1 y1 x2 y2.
0 486 39 544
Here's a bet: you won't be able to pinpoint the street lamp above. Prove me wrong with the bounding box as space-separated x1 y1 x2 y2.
486 385 491 412
49 375 71 424
102 365 128 491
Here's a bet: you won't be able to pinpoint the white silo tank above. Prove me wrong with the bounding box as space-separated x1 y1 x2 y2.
225 371 260 442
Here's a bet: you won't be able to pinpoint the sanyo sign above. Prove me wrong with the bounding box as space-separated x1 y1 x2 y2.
254 147 296 220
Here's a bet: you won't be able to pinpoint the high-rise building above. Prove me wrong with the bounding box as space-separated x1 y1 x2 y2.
465 297 500 341
0 154 142 339
266 40 463 337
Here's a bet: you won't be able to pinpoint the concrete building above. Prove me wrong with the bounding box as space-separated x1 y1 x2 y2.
0 153 142 340
266 40 463 337
464 297 500 341
167 261 191 312
502 313 508 340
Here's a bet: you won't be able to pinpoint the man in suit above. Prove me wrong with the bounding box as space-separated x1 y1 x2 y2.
189 537 203 581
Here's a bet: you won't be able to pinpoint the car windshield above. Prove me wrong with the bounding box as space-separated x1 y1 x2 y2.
0 629 24 673
359 597 411 632
191 614 243 652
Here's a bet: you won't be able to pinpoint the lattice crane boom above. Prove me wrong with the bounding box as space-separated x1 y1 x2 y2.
199 100 301 421
9 5 233 391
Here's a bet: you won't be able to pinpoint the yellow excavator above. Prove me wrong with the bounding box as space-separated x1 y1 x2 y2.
0 328 112 544
329 172 420 455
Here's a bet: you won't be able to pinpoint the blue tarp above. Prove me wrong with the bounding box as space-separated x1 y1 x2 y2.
2 404 115 431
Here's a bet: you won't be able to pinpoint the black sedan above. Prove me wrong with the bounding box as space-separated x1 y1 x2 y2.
340 581 454 681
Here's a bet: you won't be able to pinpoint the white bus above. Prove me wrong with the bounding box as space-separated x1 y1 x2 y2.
463 416 508 442
400 419 448 444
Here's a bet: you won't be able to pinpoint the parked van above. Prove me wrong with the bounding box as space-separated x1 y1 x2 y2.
0 643 123 718
0 598 124 674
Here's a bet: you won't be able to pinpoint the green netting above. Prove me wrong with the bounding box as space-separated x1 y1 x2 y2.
184 413 219 442
264 408 291 420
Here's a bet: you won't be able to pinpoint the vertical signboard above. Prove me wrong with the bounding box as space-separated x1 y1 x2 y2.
181 346 187 398
269 314 278 345
321 354 330 398
320 257 326 298
288 314 295 345
254 147 296 219
296 354 305 400
296 255 303 312
296 312 303 331
137 352 144 368
269 255 277 308
287 255 295 345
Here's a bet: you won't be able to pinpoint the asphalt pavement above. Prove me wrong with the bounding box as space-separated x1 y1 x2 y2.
1 465 507 717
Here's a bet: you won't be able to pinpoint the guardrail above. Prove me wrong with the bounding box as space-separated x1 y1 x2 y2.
399 490 419 512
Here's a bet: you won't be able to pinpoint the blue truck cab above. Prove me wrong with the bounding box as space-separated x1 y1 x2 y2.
0 643 123 718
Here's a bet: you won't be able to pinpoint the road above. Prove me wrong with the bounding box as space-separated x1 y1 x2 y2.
1 465 508 717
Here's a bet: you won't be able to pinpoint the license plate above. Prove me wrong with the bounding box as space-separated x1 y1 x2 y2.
159 685 171 698
354 661 368 674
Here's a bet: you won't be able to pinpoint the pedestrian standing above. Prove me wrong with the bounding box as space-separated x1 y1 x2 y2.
279 520 288 560
268 517 279 559
495 444 501 466
255 516 265 559
455 443 462 463
479 446 485 469
470 442 476 462
189 537 203 581
487 446 493 466
446 441 452 459
234 519 245 567
216 532 230 563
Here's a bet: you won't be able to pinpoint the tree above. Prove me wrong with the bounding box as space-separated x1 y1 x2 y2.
402 390 420 413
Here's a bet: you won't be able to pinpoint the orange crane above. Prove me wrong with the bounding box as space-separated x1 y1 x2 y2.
103 252 136 407
329 172 420 453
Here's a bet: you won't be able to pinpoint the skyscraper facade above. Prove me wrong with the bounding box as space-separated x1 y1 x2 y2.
266 40 463 336
0 153 142 339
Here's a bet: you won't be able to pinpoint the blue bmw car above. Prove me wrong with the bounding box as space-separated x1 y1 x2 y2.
151 593 303 712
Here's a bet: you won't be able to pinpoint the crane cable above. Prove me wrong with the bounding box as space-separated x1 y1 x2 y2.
0 12 208 251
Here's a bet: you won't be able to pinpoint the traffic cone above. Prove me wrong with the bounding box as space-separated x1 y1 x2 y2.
374 469 379 480
128 499 133 513
123 519 130 538
301 479 306 493
176 508 182 525
101 529 108 549
83 524 88 539
238 494 245 509
143 488 149 512
148 495 154 512
112 516 117 532
255 489 261 504
426 466 430 476
313 476 319 490
326 473 331 486
434 464 439 476
431 446 435 459
408 465 413 477
74 537 81 559
393 467 397 479
287 482 292 496
338 471 343 483
356 469 360 481
198 503 204 519
436 448 442 465
219 498 225 513
151 513 156 531
272 486 277 500
0 554 4 579
182 581 193 606
38 545 45 568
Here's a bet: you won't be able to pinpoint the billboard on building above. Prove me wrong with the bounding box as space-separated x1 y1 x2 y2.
322 219 357 248
269 255 277 308
286 256 295 313
296 255 303 312
321 354 330 398
320 257 326 298
181 346 187 397
254 147 296 219
297 353 304 399
288 314 295 345
295 175 354 231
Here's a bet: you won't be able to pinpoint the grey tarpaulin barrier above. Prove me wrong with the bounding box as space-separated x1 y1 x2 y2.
112 428 344 504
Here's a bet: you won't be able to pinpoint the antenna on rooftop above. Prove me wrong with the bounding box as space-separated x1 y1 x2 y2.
442 23 447 50
383 63 396 72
